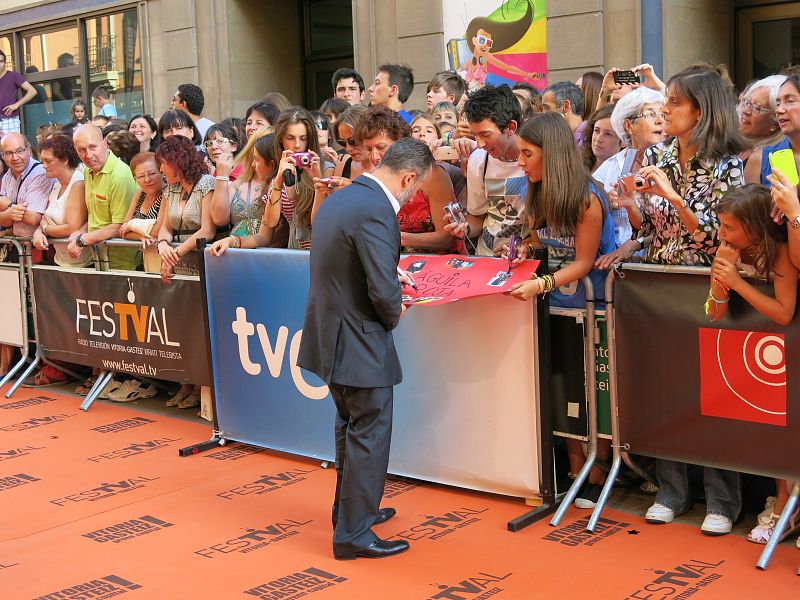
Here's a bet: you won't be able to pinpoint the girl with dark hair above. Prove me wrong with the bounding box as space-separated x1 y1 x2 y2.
706 184 797 545
577 71 604 120
209 133 283 256
128 114 159 153
245 102 279 139
70 99 88 125
582 104 621 173
267 106 328 249
505 111 617 507
319 97 349 126
204 122 241 179
332 104 369 180
459 0 543 89
157 109 202 146
310 110 338 168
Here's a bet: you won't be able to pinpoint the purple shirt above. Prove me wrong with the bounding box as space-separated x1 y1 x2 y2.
0 70 26 118
0 160 52 237
574 120 587 147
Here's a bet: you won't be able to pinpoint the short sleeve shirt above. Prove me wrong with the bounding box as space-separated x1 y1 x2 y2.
82 151 138 270
0 160 52 237
0 71 26 118
465 148 529 256
98 103 117 118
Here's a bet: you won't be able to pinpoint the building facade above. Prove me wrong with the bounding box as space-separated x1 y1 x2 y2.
1 0 799 138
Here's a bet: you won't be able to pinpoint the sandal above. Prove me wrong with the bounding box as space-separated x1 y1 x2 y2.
178 391 201 409
166 388 191 408
75 377 97 396
22 365 69 388
747 508 800 544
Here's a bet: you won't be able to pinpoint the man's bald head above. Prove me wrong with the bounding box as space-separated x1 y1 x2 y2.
0 133 32 176
73 124 109 173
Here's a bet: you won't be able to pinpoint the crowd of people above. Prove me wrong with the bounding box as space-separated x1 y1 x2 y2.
2 52 800 548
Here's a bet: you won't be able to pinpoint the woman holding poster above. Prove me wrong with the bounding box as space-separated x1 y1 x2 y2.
503 111 616 508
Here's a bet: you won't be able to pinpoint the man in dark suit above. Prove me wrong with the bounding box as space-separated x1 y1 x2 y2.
298 138 434 560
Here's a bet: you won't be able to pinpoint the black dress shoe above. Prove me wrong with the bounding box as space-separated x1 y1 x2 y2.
336 538 410 560
375 507 396 525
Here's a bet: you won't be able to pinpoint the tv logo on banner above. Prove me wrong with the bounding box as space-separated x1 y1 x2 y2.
0 413 74 432
86 438 181 462
0 444 44 462
698 328 787 426
542 516 631 547
232 307 329 400
33 575 142 600
51 475 160 506
217 468 315 500
625 559 724 599
91 416 156 434
0 395 55 410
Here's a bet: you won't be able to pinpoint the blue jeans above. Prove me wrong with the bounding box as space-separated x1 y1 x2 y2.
655 459 741 520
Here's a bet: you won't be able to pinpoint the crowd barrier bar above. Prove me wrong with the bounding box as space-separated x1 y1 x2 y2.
0 237 30 392
549 274 597 527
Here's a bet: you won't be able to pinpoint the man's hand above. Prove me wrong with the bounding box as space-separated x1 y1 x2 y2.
2 103 19 117
6 204 25 222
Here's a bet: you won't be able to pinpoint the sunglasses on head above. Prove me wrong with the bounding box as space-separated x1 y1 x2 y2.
315 121 328 131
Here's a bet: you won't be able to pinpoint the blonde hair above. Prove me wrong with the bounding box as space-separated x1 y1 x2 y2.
235 127 272 183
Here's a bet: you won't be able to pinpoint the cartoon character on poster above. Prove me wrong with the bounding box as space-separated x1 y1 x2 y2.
446 0 548 92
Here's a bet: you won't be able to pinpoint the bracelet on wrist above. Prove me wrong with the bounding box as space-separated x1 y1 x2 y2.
215 175 229 181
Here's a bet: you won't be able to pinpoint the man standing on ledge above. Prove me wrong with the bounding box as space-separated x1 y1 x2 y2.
298 138 434 560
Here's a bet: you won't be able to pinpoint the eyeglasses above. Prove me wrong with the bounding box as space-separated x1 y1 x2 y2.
739 97 773 115
135 170 161 182
203 137 231 149
476 34 493 48
336 137 357 147
777 96 800 109
628 110 665 122
314 121 328 131
1 148 28 158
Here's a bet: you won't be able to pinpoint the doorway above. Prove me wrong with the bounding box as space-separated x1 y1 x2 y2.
736 2 800 86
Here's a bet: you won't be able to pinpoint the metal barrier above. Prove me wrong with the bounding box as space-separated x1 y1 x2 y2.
0 237 30 392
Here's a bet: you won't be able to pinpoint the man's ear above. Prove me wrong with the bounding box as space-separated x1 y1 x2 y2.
401 170 418 189
389 84 399 99
562 99 572 116
506 119 518 135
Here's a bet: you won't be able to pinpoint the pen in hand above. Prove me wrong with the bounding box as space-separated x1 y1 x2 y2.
397 266 418 290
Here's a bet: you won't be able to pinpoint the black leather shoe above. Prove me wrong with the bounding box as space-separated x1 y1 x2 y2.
336 538 410 560
375 507 396 525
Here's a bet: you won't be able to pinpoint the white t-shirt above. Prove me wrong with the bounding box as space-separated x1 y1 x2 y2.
466 148 529 256
43 169 93 268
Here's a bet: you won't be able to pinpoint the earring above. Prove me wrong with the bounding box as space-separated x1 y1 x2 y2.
697 115 701 121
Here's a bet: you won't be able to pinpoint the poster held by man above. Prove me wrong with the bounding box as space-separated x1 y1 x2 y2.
298 138 434 560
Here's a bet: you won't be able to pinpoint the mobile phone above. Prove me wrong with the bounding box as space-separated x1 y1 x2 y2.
433 146 460 161
613 70 640 86
769 148 800 186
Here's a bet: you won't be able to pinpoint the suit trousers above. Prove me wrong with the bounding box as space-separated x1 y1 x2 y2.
330 382 393 557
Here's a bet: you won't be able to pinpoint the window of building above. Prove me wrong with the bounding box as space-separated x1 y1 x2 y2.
302 0 354 108
1 7 142 139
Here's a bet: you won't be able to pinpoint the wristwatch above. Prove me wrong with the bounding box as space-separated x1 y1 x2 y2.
75 234 86 247
790 215 800 230
635 236 647 250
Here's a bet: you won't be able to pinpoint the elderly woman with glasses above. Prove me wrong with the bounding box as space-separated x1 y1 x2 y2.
590 87 667 264
741 75 788 180
203 122 242 180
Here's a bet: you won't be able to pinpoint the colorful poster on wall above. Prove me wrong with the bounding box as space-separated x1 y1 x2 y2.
443 0 547 92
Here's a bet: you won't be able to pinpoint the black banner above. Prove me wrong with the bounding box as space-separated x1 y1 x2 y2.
615 268 799 480
31 267 210 385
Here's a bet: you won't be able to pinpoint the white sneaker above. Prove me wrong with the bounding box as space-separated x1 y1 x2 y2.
108 379 158 402
701 514 732 536
645 502 675 524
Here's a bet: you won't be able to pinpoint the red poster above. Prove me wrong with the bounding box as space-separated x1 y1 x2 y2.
698 327 787 427
398 254 540 306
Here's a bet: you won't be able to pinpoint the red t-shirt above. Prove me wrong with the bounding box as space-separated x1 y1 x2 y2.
0 70 26 118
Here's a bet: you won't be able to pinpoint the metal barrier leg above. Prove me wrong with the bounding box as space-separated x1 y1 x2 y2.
622 452 656 484
5 353 41 398
80 370 113 411
588 453 621 532
757 482 800 570
0 353 29 390
551 276 597 527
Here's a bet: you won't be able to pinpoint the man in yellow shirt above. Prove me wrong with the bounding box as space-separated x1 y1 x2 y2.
70 125 138 270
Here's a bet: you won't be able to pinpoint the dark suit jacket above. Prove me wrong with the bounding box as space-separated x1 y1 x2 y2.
298 175 403 388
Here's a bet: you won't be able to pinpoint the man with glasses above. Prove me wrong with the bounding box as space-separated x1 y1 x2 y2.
0 133 50 238
0 50 37 138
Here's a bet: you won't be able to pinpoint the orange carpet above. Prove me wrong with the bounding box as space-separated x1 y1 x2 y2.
0 387 797 599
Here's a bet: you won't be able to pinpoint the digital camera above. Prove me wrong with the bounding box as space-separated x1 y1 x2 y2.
444 201 466 226
617 173 654 194
291 152 312 168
